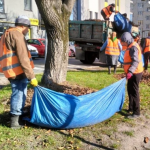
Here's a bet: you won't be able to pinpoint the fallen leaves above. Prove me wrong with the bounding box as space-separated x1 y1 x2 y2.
144 137 149 143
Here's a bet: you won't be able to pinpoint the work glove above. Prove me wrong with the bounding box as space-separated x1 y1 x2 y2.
126 72 132 80
30 78 38 87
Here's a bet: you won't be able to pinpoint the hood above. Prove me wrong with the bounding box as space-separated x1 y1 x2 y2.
120 32 134 46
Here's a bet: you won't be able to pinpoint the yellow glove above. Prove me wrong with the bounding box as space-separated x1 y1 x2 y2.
30 78 38 87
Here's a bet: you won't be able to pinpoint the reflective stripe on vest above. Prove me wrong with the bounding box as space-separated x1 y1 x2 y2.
123 42 143 74
144 38 150 53
122 44 127 51
102 5 112 18
0 28 34 78
105 39 120 55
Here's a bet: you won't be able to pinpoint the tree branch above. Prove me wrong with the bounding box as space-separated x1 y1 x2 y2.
63 0 76 12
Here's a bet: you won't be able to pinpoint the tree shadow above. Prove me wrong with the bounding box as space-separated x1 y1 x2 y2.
57 130 114 150
118 109 129 117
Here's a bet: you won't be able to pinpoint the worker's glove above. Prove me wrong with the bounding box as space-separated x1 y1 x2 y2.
30 78 38 87
126 72 132 80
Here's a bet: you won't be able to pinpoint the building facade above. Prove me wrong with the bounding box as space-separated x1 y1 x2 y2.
0 0 44 39
132 0 150 38
71 0 132 22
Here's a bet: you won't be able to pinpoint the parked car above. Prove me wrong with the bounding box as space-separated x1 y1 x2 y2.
68 44 76 57
27 44 39 59
27 39 45 57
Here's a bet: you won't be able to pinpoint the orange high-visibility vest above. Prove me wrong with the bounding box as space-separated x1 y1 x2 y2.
123 42 143 74
102 5 113 18
144 38 150 53
105 38 120 56
0 28 34 78
122 44 127 51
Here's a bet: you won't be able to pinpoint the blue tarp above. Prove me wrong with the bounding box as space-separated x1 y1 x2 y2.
27 78 126 129
114 13 132 32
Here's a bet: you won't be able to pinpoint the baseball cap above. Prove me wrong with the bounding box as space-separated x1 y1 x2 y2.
15 15 31 27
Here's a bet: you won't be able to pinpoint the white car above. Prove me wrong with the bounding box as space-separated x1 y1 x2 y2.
27 44 39 59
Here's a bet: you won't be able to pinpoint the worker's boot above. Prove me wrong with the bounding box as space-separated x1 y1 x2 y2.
108 66 111 74
10 115 24 129
114 65 117 74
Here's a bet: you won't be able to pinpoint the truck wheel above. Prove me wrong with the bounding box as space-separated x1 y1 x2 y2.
85 52 96 64
80 60 87 64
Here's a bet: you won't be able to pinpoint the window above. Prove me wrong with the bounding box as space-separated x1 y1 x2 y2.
146 16 150 20
40 40 45 45
24 0 32 11
130 3 133 12
138 11 143 15
0 0 4 13
146 24 150 29
95 12 98 19
138 3 144 8
147 7 150 11
138 20 143 25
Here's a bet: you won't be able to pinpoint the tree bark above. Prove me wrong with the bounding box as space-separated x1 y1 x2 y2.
35 0 76 85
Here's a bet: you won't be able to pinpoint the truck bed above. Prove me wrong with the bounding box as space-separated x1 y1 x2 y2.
69 20 112 44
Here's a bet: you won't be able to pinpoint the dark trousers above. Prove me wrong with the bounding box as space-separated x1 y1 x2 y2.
144 52 150 70
127 72 143 115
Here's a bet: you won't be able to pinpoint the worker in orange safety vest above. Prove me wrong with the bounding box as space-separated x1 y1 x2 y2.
100 32 122 74
0 16 38 129
120 32 143 119
101 3 119 20
142 31 150 71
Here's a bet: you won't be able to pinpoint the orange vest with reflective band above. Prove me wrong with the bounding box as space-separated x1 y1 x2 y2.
105 38 120 56
122 44 127 51
144 38 150 53
123 42 143 74
102 5 113 18
0 28 34 78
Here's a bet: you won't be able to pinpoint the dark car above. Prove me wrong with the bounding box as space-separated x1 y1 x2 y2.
27 39 45 57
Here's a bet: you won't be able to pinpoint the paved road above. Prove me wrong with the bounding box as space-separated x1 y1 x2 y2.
0 57 106 79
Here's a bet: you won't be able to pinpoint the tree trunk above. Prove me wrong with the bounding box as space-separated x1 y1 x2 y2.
35 0 76 85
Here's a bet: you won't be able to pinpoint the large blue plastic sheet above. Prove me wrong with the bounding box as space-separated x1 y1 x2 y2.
114 13 132 32
28 78 126 129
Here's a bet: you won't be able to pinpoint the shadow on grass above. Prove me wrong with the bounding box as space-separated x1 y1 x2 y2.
57 130 114 150
68 69 124 74
118 109 129 117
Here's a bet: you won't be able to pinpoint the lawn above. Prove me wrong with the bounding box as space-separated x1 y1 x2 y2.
0 67 150 150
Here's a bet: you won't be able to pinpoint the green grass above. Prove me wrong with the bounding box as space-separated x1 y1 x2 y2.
123 131 134 137
0 67 150 149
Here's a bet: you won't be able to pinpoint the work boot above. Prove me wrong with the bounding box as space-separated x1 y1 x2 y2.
108 66 111 74
127 114 140 119
10 115 24 129
114 65 117 74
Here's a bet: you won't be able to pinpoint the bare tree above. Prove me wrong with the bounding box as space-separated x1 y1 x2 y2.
35 0 76 84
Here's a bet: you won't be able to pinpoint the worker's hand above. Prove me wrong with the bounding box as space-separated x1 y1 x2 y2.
126 72 132 80
30 78 38 87
115 10 119 13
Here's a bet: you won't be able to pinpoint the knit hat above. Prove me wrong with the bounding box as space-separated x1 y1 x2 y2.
15 15 30 27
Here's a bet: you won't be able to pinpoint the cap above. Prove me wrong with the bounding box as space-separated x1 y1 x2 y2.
111 3 115 7
132 32 138 38
15 15 30 27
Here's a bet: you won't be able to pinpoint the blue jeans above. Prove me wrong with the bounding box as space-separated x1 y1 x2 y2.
10 78 28 115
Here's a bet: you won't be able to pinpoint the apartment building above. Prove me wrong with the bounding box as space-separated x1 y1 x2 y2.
71 0 132 22
0 0 44 39
132 0 150 37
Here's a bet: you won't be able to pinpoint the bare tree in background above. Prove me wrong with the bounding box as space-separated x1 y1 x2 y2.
35 0 76 84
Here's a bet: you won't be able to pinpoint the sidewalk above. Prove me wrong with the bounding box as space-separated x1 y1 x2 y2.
0 77 9 88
